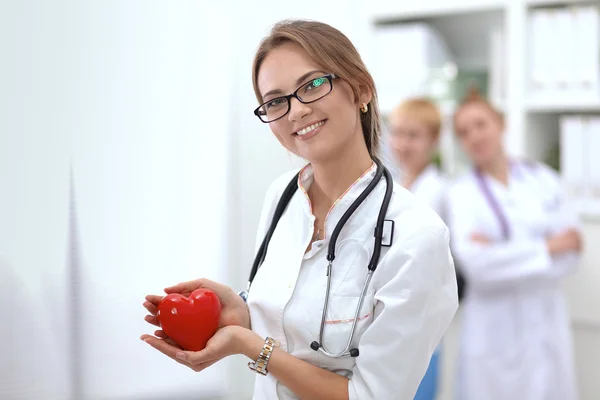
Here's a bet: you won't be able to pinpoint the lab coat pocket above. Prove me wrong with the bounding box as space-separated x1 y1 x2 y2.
317 292 375 368
329 237 372 296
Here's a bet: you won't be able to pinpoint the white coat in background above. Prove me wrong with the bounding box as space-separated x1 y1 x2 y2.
248 162 459 400
446 160 580 400
404 164 449 221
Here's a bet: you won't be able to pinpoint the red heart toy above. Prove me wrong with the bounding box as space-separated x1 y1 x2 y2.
157 288 221 351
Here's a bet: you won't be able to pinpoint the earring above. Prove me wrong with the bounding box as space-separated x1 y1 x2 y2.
360 103 368 113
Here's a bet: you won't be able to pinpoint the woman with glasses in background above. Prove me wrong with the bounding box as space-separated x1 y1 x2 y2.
388 98 449 400
447 88 582 400
141 20 458 400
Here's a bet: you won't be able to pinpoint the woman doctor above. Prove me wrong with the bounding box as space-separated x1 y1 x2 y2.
388 97 448 400
447 88 582 400
141 20 458 400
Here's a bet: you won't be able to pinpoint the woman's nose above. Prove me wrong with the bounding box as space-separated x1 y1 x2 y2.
287 97 312 122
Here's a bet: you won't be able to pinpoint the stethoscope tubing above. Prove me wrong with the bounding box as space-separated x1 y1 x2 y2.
244 159 394 358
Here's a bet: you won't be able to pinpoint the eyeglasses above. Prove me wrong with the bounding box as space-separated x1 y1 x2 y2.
254 74 337 123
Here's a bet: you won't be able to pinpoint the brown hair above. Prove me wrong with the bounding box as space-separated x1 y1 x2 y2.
453 86 503 133
251 20 381 158
391 97 442 140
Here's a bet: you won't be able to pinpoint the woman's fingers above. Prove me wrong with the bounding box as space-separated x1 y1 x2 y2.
141 334 181 359
164 278 231 299
141 334 218 373
157 334 178 347
143 300 158 315
154 330 171 340
145 295 163 306
144 315 161 327
470 232 491 245
163 279 201 294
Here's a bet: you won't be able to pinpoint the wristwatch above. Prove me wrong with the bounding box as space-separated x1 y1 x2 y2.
248 337 279 376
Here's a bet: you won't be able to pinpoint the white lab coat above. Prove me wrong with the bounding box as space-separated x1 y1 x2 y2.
403 164 449 362
405 164 449 222
247 162 458 400
446 160 580 400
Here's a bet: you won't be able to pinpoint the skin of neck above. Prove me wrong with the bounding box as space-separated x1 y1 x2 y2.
402 160 431 189
478 150 509 185
309 133 374 205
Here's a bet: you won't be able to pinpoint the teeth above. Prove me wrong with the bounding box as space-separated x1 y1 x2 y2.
297 120 325 136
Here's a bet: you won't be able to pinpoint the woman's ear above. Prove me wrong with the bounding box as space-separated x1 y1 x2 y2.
358 84 373 106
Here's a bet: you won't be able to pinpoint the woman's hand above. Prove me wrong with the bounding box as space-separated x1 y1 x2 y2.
140 325 260 373
546 228 583 255
470 232 492 245
142 278 250 337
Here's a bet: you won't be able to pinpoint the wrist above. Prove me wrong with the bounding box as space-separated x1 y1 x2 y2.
546 238 556 255
546 236 562 255
234 326 264 360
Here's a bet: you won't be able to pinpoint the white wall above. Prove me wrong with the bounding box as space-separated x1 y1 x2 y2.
70 2 236 399
0 1 72 398
2 1 236 399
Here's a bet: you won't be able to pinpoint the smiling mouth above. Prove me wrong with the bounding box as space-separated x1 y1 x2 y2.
294 120 326 136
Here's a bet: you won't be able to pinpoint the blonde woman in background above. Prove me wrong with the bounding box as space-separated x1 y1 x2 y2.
447 88 582 400
388 98 448 219
388 98 448 400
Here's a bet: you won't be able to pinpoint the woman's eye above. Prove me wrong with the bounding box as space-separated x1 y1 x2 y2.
266 98 287 109
306 77 325 91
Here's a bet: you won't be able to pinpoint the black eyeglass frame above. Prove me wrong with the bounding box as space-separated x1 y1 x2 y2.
253 74 338 123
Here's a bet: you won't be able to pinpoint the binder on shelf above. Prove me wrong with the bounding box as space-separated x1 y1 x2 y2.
586 117 600 215
528 9 554 98
372 23 454 113
559 116 587 212
554 9 574 93
575 7 600 99
488 26 505 107
527 6 600 108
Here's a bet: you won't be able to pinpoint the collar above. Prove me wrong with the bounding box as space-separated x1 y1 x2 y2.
297 162 378 241
408 164 439 192
475 158 535 185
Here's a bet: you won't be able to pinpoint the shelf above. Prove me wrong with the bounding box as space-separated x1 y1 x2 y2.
526 0 599 8
369 0 506 22
373 8 505 70
526 100 600 113
581 212 600 224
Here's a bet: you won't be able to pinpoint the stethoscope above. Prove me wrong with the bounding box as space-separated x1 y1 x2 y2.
475 161 543 241
238 159 394 358
475 168 510 240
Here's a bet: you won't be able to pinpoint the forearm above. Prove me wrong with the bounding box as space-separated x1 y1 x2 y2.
455 238 552 287
547 251 580 279
239 328 349 400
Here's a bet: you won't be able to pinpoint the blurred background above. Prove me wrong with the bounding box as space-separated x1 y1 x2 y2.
1 0 599 399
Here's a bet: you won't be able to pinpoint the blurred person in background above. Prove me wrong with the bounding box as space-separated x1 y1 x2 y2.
141 20 458 400
388 98 447 219
446 88 582 400
388 97 448 400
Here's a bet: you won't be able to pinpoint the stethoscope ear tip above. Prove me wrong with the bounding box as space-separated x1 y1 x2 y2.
350 348 359 357
310 341 320 351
